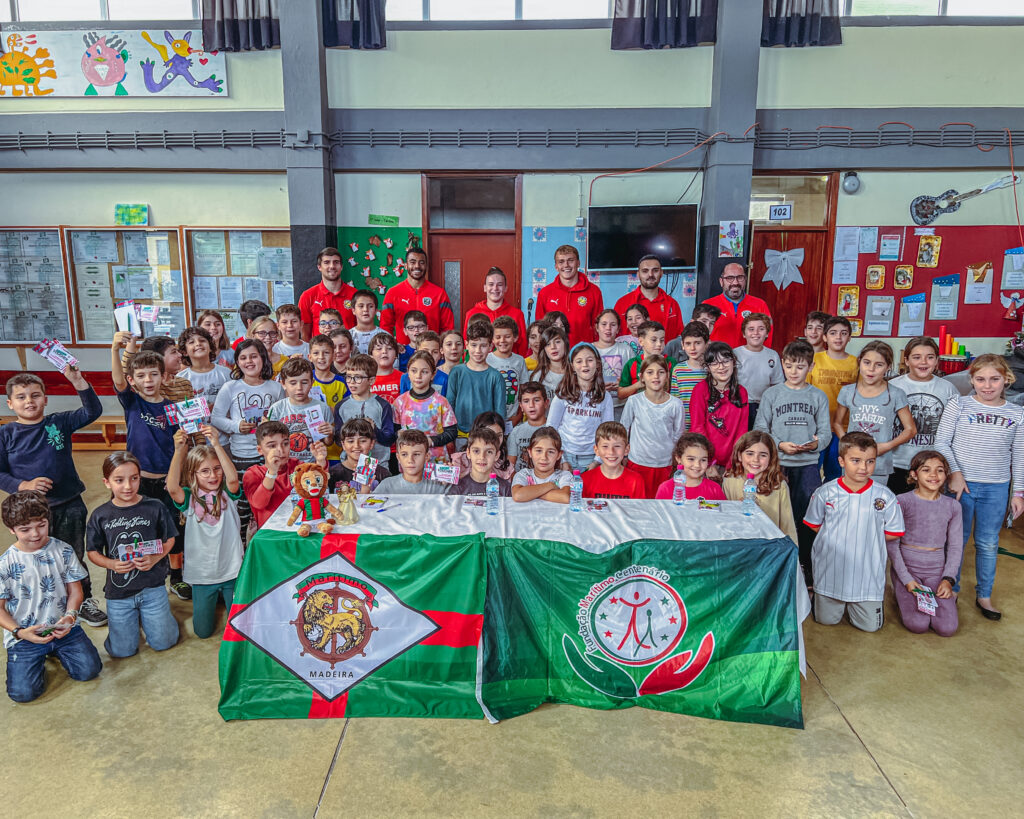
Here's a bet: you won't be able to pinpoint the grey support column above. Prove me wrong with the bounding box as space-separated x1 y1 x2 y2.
279 0 336 299
696 0 762 304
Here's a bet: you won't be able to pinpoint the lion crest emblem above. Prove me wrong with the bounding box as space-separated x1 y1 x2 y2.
291 574 379 667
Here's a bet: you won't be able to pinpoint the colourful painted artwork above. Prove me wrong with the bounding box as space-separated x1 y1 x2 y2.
0 29 227 97
336 227 423 293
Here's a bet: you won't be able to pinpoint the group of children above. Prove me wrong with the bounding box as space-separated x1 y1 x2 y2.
3 285 1022 702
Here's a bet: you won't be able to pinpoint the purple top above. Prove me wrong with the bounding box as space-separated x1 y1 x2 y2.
889 491 963 585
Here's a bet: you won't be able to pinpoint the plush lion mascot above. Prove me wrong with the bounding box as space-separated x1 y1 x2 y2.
286 462 344 537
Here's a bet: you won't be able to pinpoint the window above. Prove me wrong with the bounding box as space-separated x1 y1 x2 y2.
846 0 1023 13
750 176 830 228
13 0 196 21
386 0 611 21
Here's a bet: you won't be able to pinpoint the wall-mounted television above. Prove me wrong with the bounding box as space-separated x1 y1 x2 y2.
587 204 699 271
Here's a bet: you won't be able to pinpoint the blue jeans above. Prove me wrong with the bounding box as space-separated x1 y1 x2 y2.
782 463 822 580
819 435 842 482
958 480 1009 599
6 625 102 703
563 451 597 471
105 585 179 658
191 579 235 639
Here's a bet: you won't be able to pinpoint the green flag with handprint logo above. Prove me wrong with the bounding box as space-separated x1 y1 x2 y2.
480 537 802 729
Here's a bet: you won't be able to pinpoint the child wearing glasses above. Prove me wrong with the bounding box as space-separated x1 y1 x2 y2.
688 342 748 480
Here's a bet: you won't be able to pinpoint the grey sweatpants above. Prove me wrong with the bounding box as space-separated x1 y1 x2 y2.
814 593 884 633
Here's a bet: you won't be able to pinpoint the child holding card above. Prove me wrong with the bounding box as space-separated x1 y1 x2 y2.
391 351 458 461
177 326 230 405
309 334 349 465
1 490 103 703
328 418 391 494
86 452 179 658
376 430 447 495
166 425 244 639
0 358 107 627
889 451 962 637
112 331 191 600
266 358 334 463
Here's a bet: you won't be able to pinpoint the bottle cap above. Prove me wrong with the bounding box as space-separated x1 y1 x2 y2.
573 469 580 476
676 465 684 471
746 473 755 479
489 473 496 479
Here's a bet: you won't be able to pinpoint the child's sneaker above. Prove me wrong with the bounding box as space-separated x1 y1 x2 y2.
170 581 193 601
79 598 108 627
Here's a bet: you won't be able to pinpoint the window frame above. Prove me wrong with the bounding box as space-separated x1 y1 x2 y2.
9 0 199 23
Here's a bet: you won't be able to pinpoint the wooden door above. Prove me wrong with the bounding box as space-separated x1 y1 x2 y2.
748 230 830 352
427 232 518 329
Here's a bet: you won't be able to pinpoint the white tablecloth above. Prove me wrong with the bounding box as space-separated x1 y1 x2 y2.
262 495 810 672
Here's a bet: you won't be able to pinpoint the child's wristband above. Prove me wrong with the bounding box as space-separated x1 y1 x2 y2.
1014 491 1024 499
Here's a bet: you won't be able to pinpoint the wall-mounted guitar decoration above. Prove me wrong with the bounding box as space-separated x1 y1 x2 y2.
910 174 1021 226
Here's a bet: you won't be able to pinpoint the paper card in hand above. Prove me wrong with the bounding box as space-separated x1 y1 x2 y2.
32 338 78 372
166 396 210 433
135 303 160 323
914 586 937 616
240 405 265 425
113 300 142 335
302 405 328 442
426 462 460 485
354 453 380 485
117 538 164 561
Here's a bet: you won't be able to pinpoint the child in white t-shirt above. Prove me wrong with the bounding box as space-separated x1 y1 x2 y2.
733 312 782 427
511 426 572 503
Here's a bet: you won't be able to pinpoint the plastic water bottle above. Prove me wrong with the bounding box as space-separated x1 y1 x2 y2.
485 473 500 516
672 465 686 506
742 473 758 516
569 470 583 512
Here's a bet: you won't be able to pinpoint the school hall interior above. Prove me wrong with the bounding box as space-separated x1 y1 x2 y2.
3 1 1024 816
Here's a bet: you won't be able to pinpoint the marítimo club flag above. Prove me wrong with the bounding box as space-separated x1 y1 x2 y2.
219 531 486 720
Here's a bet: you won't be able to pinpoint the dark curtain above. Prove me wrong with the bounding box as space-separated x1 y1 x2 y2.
202 0 281 52
611 0 718 50
761 0 842 47
322 0 386 50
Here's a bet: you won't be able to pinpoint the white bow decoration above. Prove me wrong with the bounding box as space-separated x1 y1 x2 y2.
763 248 805 291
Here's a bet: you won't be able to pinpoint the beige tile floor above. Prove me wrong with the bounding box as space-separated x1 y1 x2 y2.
4 452 1024 818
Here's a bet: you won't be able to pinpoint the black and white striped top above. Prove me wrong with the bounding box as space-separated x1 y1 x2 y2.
934 395 1024 492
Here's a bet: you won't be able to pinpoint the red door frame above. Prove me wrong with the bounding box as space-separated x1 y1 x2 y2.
420 173 523 310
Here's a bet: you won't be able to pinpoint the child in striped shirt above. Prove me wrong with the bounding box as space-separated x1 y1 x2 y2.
804 432 904 631
669 321 709 429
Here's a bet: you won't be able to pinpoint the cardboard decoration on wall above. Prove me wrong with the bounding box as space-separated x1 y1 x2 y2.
894 265 914 289
929 274 960 320
837 286 859 316
917 235 941 268
897 293 926 336
963 262 994 305
864 295 895 336
865 265 885 289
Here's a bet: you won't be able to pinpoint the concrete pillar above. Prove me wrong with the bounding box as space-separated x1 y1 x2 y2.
696 0 762 304
279 0 336 299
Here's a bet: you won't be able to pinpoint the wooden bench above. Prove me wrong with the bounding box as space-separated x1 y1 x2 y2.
0 414 125 451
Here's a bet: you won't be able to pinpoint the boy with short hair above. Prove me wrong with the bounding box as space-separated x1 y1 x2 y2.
803 311 830 354
0 490 102 702
274 303 310 357
508 381 550 469
235 299 272 348
446 320 506 449
122 335 195 402
619 321 676 401
449 427 513 496
399 330 449 396
329 327 354 373
804 432 904 632
808 316 859 481
112 331 190 599
376 429 447 495
266 357 334 462
733 312 783 426
487 315 529 427
368 333 403 404
581 421 645 499
329 418 391 493
242 421 328 534
399 310 430 371
308 333 348 464
756 339 832 579
692 303 721 335
669 321 709 429
317 307 345 337
0 364 106 627
349 290 388 354
335 353 397 464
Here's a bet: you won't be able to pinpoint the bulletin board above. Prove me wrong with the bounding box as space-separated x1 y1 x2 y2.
183 228 293 338
66 228 187 344
0 229 73 344
336 226 423 294
829 225 1024 339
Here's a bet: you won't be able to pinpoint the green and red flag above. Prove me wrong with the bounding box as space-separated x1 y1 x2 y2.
218 531 486 720
479 537 803 729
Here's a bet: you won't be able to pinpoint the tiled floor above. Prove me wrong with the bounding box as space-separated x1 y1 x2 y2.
4 452 1023 817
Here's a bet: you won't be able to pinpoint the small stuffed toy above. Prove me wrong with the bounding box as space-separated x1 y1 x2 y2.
335 484 360 526
287 463 344 537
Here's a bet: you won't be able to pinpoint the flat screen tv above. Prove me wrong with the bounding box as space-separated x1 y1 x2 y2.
587 204 699 270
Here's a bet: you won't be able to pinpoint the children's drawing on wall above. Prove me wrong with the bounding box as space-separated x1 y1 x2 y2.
337 228 424 293
140 31 222 94
81 32 128 96
0 30 227 97
0 34 57 96
718 221 744 258
910 173 1021 226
